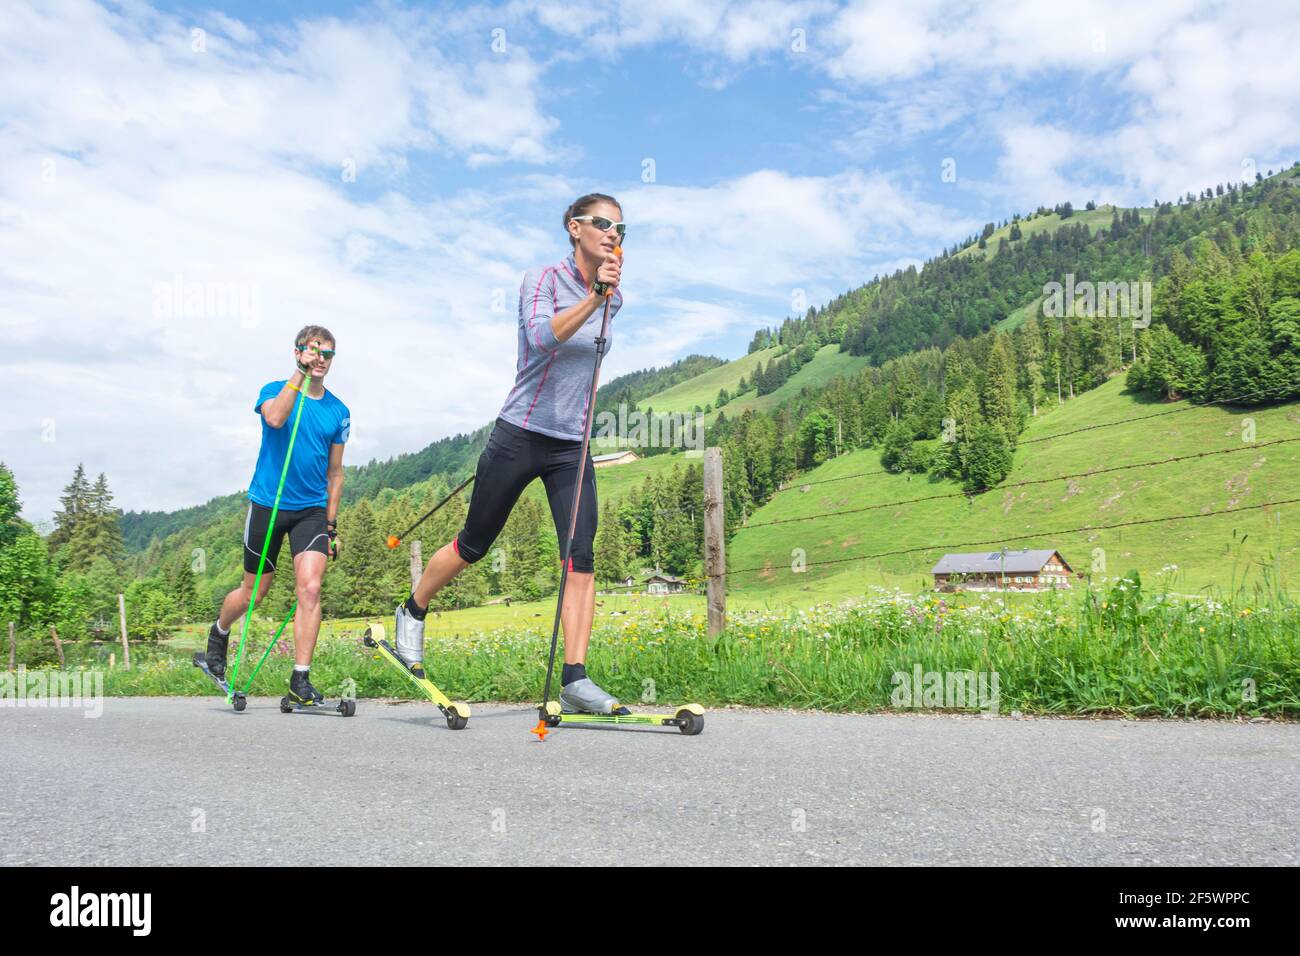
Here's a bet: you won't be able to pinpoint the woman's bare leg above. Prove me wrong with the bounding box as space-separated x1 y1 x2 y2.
561 570 596 663
412 541 469 607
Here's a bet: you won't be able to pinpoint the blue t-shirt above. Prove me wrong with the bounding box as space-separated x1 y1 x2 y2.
248 381 350 510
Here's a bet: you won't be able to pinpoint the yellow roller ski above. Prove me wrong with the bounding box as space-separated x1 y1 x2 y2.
534 700 704 738
361 622 471 730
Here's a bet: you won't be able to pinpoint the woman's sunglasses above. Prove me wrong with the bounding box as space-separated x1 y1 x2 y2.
571 215 626 237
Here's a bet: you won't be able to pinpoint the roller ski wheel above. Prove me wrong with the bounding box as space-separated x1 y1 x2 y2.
279 696 294 714
543 700 562 727
444 702 469 731
338 699 357 717
675 704 705 736
194 651 247 712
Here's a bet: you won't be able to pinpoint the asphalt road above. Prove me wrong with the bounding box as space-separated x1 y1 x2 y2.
2 698 1296 866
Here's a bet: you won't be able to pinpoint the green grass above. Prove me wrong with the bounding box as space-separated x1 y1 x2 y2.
727 376 1300 599
637 345 782 414
705 344 872 427
959 205 1155 261
57 584 1300 719
995 297 1042 333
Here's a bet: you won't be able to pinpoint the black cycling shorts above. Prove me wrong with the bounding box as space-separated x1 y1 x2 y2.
243 503 330 574
454 417 598 573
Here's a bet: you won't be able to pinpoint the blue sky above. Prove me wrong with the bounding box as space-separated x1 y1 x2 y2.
3 0 1298 522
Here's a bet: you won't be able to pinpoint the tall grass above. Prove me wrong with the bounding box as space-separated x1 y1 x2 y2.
33 579 1300 718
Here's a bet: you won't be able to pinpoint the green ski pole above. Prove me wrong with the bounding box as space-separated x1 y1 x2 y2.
226 380 311 702
238 601 298 695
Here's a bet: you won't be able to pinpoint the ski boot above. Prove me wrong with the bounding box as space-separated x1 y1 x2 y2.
559 677 631 716
394 602 427 675
288 669 325 706
205 621 229 681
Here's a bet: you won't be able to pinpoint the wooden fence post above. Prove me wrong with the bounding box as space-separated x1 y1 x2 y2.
50 627 65 668
704 446 726 637
410 540 423 592
117 593 131 671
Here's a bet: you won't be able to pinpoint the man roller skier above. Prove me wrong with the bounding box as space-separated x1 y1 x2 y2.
205 325 351 705
393 193 627 715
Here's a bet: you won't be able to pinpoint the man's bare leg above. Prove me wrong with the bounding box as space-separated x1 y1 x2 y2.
206 571 275 679
292 551 328 667
217 571 275 630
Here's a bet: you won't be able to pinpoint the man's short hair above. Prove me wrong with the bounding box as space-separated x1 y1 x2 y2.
294 325 336 350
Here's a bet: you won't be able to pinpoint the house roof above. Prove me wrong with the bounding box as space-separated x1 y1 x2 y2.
646 573 686 583
931 549 1067 574
593 451 638 463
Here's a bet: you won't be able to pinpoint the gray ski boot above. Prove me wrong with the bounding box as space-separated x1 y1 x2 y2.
394 602 426 674
559 677 629 715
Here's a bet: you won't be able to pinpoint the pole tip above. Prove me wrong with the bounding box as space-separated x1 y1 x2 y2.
530 720 550 741
386 535 401 550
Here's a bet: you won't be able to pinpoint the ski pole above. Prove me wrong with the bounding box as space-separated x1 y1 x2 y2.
237 601 298 694
534 246 620 739
226 378 311 700
385 473 475 550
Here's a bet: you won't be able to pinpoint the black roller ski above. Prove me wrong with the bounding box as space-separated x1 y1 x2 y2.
279 670 357 717
192 652 248 712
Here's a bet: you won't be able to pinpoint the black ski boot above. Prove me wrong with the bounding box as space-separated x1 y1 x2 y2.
205 622 230 680
288 669 324 705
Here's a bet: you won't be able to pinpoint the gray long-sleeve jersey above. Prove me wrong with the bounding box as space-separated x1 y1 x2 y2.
497 251 623 441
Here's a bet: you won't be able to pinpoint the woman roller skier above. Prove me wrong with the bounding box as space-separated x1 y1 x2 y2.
394 193 626 715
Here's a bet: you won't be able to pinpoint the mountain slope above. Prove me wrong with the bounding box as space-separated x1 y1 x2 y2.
725 376 1300 598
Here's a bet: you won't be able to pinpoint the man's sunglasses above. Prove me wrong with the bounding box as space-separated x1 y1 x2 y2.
297 344 336 360
571 215 626 237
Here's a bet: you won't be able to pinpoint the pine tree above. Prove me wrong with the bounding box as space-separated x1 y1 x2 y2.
594 500 634 583
65 473 124 572
979 336 1018 439
959 422 1014 492
48 463 91 552
338 500 387 615
168 557 200 623
500 496 547 601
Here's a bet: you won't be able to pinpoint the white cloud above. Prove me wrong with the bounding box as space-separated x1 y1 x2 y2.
0 0 570 520
620 168 975 301
530 0 834 64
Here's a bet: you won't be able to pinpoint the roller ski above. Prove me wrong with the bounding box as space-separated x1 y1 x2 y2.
193 623 248 712
536 678 704 736
278 668 356 717
361 616 470 731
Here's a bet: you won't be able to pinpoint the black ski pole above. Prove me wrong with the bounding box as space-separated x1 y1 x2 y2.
386 473 475 550
533 247 620 740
